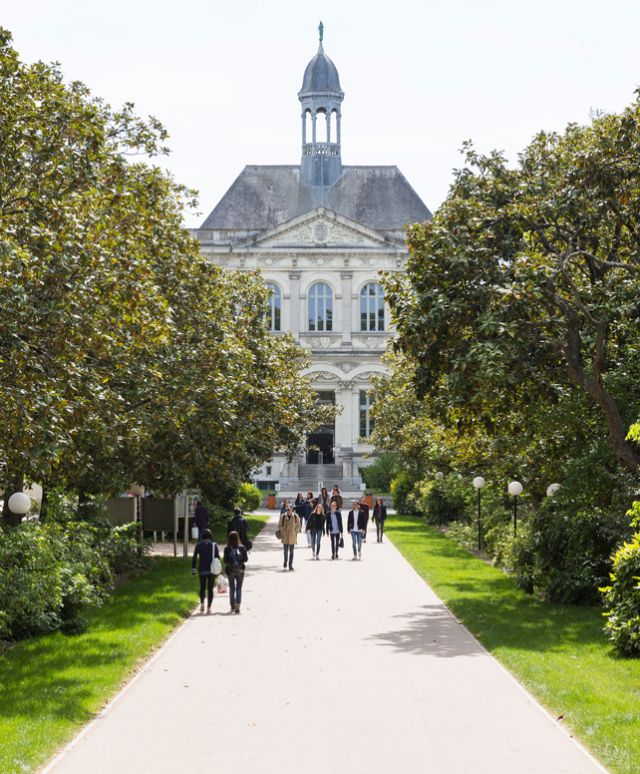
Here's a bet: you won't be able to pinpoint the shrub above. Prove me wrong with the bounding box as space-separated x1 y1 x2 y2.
0 524 63 640
235 483 261 513
390 471 415 513
601 504 640 657
513 496 630 604
104 522 149 575
359 452 399 493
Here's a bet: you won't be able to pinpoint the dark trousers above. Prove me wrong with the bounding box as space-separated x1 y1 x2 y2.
199 573 214 606
376 521 385 542
229 568 244 608
330 533 341 556
284 544 295 568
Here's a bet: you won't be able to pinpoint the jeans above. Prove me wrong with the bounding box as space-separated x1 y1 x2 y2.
376 521 385 542
229 568 244 608
199 573 214 606
351 530 362 556
284 544 295 568
330 533 341 556
310 529 322 555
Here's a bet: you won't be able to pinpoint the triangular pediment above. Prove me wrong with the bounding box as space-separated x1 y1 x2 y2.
250 208 389 248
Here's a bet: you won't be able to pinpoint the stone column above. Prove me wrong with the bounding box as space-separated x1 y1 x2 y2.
289 271 301 342
334 379 355 452
340 271 353 348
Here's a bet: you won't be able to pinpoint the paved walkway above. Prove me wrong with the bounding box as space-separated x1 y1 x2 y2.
43 517 605 774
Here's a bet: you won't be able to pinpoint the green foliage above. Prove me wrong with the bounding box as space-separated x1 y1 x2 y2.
390 471 415 513
235 482 262 513
601 507 640 657
0 525 63 640
514 495 631 604
0 29 330 521
103 523 149 576
359 452 399 493
0 520 150 642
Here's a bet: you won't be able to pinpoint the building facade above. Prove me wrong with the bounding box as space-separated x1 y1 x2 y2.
192 32 431 496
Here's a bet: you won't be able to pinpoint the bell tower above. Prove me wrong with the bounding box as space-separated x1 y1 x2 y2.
298 22 344 189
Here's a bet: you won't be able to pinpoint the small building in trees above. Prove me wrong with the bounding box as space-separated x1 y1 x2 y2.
192 27 431 497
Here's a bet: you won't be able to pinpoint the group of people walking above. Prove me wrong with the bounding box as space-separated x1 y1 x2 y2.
277 486 387 570
191 489 388 612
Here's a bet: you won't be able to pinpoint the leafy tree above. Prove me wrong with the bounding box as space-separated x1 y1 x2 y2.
0 28 328 523
384 96 640 473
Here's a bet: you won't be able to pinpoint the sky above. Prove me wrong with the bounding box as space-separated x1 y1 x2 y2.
3 0 640 228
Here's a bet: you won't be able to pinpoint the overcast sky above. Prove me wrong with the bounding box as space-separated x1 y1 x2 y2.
3 0 640 227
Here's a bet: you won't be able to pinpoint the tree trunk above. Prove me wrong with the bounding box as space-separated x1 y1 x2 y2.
2 471 25 527
563 323 640 472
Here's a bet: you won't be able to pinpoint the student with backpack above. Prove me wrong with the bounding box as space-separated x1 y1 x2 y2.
223 531 249 614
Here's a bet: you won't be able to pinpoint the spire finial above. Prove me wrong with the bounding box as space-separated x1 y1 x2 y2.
318 20 324 47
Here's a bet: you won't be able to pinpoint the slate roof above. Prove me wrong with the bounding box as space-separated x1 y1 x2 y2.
299 46 343 96
200 165 432 233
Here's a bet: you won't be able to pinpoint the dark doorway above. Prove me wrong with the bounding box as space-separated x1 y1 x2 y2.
306 391 335 464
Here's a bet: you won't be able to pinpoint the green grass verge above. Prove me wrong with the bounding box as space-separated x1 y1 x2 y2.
386 515 640 774
0 515 268 774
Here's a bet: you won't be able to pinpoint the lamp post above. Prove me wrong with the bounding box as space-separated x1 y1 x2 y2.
546 483 561 498
472 477 486 550
435 471 444 525
8 492 31 525
508 481 523 535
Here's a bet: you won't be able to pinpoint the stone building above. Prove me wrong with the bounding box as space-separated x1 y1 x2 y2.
192 30 431 497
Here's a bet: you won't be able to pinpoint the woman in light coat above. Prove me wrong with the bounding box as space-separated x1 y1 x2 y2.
278 506 300 571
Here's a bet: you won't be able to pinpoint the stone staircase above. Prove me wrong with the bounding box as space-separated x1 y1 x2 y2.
278 463 363 500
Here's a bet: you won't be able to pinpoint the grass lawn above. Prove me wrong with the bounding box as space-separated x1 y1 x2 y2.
0 515 268 774
386 515 640 774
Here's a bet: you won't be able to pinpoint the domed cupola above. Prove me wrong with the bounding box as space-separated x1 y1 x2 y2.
299 22 344 189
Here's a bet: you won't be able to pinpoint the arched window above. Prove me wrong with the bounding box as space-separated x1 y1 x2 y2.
360 282 385 331
266 282 281 332
308 282 333 332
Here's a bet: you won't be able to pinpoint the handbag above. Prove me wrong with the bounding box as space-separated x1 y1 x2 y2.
211 556 222 575
339 536 344 548
275 528 282 540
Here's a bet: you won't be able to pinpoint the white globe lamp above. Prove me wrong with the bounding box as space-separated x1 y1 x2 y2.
8 492 31 515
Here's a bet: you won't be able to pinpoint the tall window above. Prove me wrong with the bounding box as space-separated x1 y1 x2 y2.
360 282 385 331
359 390 374 439
308 282 333 332
266 282 281 332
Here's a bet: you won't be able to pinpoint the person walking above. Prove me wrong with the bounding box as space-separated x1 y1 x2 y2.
306 503 326 560
193 499 210 541
223 530 248 614
296 495 312 534
347 501 368 560
330 485 343 510
327 500 343 559
358 498 370 542
373 497 387 543
319 487 329 512
191 529 220 613
278 506 300 570
227 507 251 550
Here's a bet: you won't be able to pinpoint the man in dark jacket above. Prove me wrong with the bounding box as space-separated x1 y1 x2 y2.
194 499 209 541
227 508 250 549
347 501 369 560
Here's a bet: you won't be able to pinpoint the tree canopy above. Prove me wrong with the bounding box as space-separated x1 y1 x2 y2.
384 97 640 472
0 29 326 522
